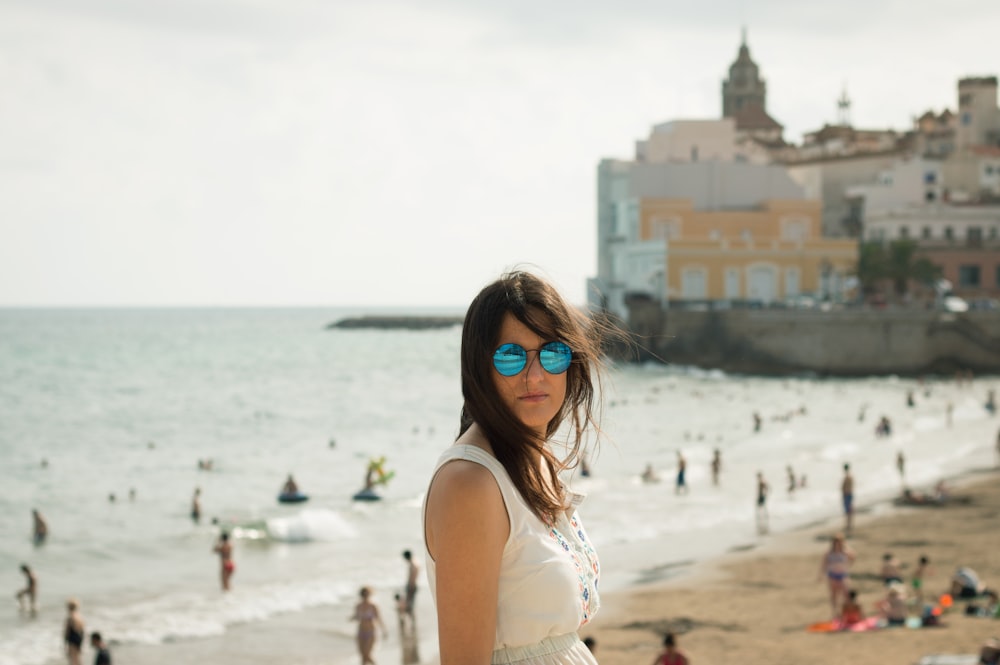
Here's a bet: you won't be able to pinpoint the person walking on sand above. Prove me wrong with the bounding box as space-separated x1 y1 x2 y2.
786 465 796 496
350 586 387 665
675 451 688 495
652 632 689 665
90 631 112 665
32 509 48 545
896 451 905 483
711 448 721 486
213 532 234 591
755 471 769 534
841 463 855 534
402 549 419 625
819 533 855 617
16 564 37 614
912 555 932 603
64 598 85 665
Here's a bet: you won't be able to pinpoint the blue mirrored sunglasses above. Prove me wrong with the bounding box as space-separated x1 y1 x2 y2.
492 341 573 377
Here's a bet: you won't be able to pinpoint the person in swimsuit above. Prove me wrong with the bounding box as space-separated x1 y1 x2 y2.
840 589 864 627
912 555 931 603
652 632 689 665
423 270 618 665
710 449 721 486
755 471 769 534
818 533 855 617
675 451 688 495
32 509 48 545
401 550 419 626
841 463 854 534
64 598 85 665
350 586 387 665
16 563 37 614
880 552 903 586
90 631 112 665
191 487 201 523
213 532 234 591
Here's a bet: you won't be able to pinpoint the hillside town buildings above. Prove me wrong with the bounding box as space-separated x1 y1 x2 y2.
590 32 1000 318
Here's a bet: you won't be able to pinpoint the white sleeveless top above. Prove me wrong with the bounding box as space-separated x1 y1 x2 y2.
423 445 600 664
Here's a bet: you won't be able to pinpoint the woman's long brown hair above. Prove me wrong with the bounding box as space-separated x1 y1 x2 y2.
458 270 608 525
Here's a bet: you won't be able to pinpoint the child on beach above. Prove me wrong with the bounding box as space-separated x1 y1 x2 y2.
840 589 865 627
90 631 112 665
652 632 689 665
880 552 903 585
876 583 909 626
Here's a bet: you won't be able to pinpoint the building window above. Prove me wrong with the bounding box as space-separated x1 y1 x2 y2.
989 226 998 240
785 267 801 297
968 227 983 247
996 265 1000 287
681 267 707 299
986 165 995 176
724 268 741 299
945 227 954 242
899 226 910 239
958 265 981 287
922 226 932 239
650 216 681 241
781 217 810 242
924 171 937 184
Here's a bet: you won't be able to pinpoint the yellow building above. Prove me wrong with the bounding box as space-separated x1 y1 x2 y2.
640 198 857 302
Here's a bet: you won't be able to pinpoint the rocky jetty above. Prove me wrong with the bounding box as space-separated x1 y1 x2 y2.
326 315 463 330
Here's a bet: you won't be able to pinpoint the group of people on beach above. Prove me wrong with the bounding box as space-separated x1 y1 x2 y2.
349 550 422 664
16 512 114 664
819 529 999 632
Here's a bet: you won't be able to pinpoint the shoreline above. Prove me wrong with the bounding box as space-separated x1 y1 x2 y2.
584 465 1000 665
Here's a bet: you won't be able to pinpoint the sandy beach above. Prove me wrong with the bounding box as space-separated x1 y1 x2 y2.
584 467 1000 665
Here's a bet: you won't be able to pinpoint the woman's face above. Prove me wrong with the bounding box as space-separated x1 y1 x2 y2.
491 312 568 437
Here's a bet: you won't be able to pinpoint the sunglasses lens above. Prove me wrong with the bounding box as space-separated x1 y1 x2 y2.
493 343 527 376
539 342 573 374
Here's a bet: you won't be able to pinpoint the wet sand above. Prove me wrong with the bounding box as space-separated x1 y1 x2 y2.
584 467 1000 665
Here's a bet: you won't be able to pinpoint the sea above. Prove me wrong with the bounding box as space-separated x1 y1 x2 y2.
1 307 998 665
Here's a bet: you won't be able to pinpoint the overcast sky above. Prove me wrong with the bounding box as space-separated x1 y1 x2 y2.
2 0 998 307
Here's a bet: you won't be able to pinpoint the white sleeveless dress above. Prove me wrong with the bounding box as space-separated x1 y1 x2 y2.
423 445 600 665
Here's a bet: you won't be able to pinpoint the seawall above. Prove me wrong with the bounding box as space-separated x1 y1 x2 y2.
623 303 1000 376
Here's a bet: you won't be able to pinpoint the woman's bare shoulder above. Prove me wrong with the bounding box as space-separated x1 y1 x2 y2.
430 458 499 501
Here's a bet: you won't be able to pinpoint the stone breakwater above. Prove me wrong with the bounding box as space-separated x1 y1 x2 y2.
326 315 464 330
622 303 1000 376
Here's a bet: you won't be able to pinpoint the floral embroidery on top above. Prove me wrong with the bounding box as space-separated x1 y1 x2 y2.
548 511 600 625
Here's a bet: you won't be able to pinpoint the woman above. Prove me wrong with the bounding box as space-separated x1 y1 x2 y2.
351 586 387 665
63 598 85 665
818 533 855 616
213 531 235 591
423 270 612 665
